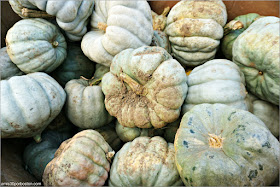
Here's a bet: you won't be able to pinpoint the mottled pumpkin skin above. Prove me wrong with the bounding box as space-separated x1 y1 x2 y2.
165 0 227 67
6 18 67 73
1 72 66 139
221 13 260 60
81 0 153 67
23 130 72 180
182 59 247 114
245 93 279 137
43 130 114 186
151 30 171 53
102 46 188 129
51 44 95 87
0 47 24 80
65 78 114 129
233 17 280 105
175 104 280 186
109 136 183 186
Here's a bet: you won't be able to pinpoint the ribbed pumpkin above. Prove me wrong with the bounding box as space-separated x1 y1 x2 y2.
65 77 113 129
151 30 171 53
102 46 188 129
1 72 66 142
8 0 94 41
23 130 72 180
109 136 183 186
245 93 279 137
165 0 227 67
182 59 247 115
42 130 115 186
0 47 24 80
232 17 280 105
51 43 95 87
5 18 67 73
81 0 153 67
175 104 280 186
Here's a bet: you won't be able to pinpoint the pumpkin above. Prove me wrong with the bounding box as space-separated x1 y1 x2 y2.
0 47 24 80
94 64 110 79
221 13 260 60
165 0 227 67
8 0 94 41
109 136 183 186
175 103 280 186
245 93 279 137
23 130 72 180
65 77 113 129
5 18 67 73
46 110 74 133
150 30 171 53
42 130 115 186
81 0 153 67
163 119 180 143
101 46 188 129
1 72 66 142
50 43 95 87
115 120 163 142
232 17 280 105
151 7 170 31
182 59 247 115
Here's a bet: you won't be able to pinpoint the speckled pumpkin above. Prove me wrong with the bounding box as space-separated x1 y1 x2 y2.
165 0 227 67
101 46 188 129
0 47 24 80
5 18 67 73
233 17 280 106
81 0 153 67
65 77 113 129
109 136 183 186
182 59 247 115
175 104 280 186
1 72 66 142
43 130 115 186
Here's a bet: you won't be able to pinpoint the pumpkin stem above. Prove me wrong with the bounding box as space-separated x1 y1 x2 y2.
80 76 102 86
208 134 223 148
161 6 170 17
106 151 115 163
119 73 148 96
21 8 54 19
223 20 244 35
97 22 108 32
52 41 59 48
33 134 42 143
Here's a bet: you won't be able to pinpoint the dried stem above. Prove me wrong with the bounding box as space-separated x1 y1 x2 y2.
119 73 148 96
21 8 54 19
224 20 244 35
80 76 102 86
97 22 108 32
106 151 115 163
208 134 224 148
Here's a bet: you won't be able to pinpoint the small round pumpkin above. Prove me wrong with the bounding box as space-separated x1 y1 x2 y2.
175 104 280 186
109 136 183 186
6 18 67 73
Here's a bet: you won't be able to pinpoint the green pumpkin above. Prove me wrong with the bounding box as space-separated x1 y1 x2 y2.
232 17 279 105
23 130 72 180
5 18 67 73
51 44 95 87
94 64 110 79
221 13 260 60
175 104 279 186
0 47 24 80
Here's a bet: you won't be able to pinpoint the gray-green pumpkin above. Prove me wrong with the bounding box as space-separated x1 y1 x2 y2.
151 30 171 53
1 72 66 142
51 43 95 87
0 47 24 80
232 17 279 105
175 104 280 186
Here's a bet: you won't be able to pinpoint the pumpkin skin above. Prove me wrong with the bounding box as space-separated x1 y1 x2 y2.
163 119 180 143
6 18 67 73
0 47 24 80
42 130 115 186
245 93 279 137
9 0 94 41
50 43 95 87
101 46 188 129
221 13 260 60
1 72 66 141
65 78 114 129
94 64 110 79
23 130 72 181
150 30 171 53
46 110 74 133
81 0 153 67
175 104 280 186
182 59 247 115
165 0 227 67
232 17 280 105
109 136 183 186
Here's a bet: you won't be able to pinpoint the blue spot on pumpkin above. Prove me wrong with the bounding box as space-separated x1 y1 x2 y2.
190 129 195 133
188 117 193 126
183 140 189 148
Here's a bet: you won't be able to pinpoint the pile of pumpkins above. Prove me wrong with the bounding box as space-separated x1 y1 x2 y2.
1 0 279 186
